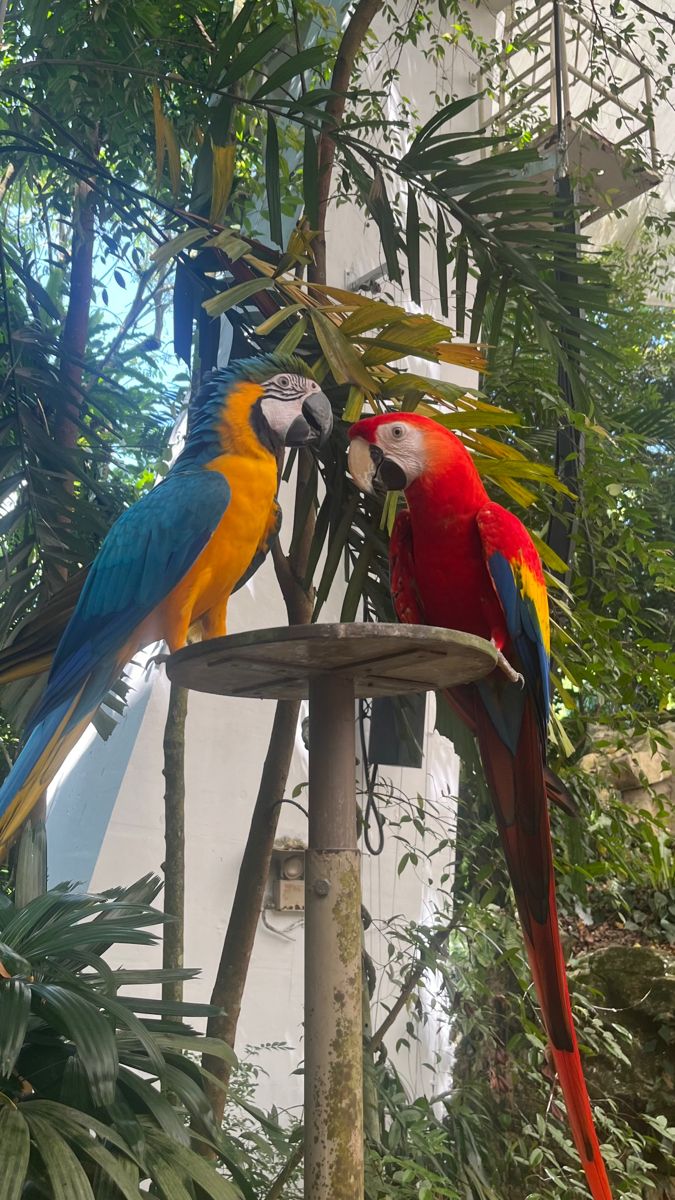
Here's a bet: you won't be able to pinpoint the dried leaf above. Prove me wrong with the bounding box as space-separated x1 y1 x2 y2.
152 85 166 187
164 117 181 198
210 142 236 223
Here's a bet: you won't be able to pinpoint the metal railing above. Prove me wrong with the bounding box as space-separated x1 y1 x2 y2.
487 1 659 171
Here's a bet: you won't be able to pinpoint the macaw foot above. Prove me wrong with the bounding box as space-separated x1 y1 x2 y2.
146 650 169 672
492 643 525 688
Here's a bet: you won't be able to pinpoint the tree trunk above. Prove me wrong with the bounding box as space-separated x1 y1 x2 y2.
310 0 385 284
203 696 302 1108
202 450 314 1121
57 180 95 457
200 0 385 1136
162 682 188 1004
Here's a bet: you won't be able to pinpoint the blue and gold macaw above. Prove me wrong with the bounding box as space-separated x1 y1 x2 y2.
0 353 332 853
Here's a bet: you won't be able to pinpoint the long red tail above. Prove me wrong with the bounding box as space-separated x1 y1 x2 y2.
469 695 613 1200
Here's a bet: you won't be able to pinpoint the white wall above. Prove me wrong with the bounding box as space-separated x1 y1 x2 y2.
46 0 671 1119
46 7 497 1114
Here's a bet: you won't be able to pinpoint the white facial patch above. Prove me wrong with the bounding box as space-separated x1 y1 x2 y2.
348 437 377 492
376 422 426 484
260 395 303 437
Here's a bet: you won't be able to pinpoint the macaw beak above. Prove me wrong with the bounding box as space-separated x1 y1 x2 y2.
348 436 407 495
285 391 333 447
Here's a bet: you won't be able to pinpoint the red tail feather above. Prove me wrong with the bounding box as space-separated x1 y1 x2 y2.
474 700 612 1200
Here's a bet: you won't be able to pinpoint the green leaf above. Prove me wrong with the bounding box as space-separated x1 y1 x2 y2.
340 536 375 621
92 991 165 1075
118 1066 190 1146
405 188 420 307
144 1148 194 1200
454 235 468 336
25 1114 95 1200
4 249 61 320
0 1107 30 1200
436 207 448 318
265 114 282 247
0 978 31 1077
255 303 303 336
487 272 510 364
61 1130 142 1200
372 178 404 282
469 263 492 344
219 24 286 88
276 315 307 355
202 278 274 317
160 1139 242 1199
303 125 319 228
30 983 118 1106
253 45 328 99
406 94 480 154
155 1033 237 1066
208 0 257 84
310 311 376 390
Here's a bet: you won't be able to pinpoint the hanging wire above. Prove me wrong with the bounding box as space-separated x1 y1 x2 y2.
358 696 385 856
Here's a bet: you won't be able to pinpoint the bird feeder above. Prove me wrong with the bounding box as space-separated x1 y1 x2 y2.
167 622 498 1199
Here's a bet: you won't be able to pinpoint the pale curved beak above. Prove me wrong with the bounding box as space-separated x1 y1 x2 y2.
348 436 407 495
347 436 376 492
285 391 333 447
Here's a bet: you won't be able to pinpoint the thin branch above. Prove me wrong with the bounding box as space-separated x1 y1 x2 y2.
626 0 675 30
262 1141 304 1200
369 921 456 1054
311 0 386 283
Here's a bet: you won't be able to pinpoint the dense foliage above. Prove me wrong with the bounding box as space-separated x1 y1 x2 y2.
0 0 673 1198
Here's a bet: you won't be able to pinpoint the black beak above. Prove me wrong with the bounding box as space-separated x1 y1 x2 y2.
369 444 407 494
285 391 333 447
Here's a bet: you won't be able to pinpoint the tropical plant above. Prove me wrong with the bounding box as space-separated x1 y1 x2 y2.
0 872 249 1198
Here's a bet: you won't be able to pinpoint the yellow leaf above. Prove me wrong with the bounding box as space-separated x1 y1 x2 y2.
343 387 365 422
341 301 408 336
415 401 519 430
164 116 181 197
203 228 249 261
303 282 373 306
380 491 400 534
202 277 274 317
530 532 569 575
436 342 486 371
210 142 236 223
151 227 207 268
152 85 166 187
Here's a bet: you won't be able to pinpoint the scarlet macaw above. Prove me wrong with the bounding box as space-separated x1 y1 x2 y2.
348 412 613 1200
0 354 332 854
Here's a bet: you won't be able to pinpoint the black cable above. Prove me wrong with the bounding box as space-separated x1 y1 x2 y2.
358 697 385 856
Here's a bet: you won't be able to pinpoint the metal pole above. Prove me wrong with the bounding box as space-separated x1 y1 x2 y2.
305 676 363 1200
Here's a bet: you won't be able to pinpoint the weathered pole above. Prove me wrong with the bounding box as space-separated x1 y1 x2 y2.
165 623 498 1198
305 676 363 1200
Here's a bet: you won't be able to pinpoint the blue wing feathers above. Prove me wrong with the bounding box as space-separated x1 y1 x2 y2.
481 549 550 750
29 470 230 730
0 700 72 820
0 469 231 830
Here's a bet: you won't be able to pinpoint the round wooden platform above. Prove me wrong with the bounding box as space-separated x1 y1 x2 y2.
165 622 497 700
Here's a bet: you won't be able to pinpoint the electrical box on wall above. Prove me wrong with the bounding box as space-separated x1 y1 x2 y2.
270 844 306 912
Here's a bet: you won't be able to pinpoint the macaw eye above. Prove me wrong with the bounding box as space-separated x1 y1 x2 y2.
391 424 406 440
277 375 291 389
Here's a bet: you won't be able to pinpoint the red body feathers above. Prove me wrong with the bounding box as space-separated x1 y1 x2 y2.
348 413 613 1200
